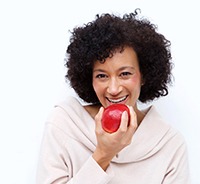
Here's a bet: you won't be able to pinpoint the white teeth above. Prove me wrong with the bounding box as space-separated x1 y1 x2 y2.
108 96 127 103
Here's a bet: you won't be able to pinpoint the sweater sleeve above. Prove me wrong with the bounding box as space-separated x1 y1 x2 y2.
36 123 114 184
70 156 114 184
162 141 191 184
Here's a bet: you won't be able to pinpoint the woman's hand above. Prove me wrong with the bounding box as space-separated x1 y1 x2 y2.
92 106 138 170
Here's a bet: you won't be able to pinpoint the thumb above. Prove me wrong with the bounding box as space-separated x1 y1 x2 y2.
94 107 104 130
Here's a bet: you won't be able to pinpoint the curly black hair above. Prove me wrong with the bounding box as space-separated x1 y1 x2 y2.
65 9 173 104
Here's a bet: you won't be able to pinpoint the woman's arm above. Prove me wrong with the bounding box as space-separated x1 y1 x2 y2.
92 106 138 171
162 140 191 184
36 123 114 184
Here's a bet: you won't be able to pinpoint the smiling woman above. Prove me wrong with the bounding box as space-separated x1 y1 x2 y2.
36 10 191 184
92 47 142 109
66 12 172 104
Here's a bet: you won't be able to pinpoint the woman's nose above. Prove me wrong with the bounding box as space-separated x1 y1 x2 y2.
107 78 122 95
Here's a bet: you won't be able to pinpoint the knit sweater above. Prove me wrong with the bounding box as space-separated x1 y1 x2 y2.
36 96 190 184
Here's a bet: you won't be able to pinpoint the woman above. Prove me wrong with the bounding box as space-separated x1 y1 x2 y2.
37 9 190 183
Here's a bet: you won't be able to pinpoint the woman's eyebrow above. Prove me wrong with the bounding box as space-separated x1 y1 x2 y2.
93 69 106 72
118 66 135 71
93 66 135 72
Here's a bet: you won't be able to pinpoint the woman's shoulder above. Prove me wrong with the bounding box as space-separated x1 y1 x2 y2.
54 96 101 117
56 96 82 108
45 96 84 125
138 105 185 144
44 96 96 133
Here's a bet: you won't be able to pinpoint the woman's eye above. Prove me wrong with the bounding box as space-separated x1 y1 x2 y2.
96 74 107 79
120 72 132 77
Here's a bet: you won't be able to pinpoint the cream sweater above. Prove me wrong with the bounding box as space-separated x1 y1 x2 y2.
36 97 190 184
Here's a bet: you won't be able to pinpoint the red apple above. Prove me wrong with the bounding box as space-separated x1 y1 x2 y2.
102 104 130 133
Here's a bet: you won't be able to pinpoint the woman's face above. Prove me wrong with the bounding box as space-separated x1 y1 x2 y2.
92 47 142 109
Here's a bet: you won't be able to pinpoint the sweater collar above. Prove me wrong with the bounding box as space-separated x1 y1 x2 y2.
57 97 171 163
112 106 171 163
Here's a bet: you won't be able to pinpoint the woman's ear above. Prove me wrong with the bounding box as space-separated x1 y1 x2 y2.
141 76 145 86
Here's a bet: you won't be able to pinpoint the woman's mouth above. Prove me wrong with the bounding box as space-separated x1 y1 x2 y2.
106 95 128 104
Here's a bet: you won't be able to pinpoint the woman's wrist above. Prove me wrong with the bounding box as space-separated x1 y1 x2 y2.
92 149 113 171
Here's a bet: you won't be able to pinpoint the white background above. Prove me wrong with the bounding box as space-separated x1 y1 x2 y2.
0 0 199 183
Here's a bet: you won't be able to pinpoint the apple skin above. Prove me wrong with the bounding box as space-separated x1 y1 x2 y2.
101 104 130 133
